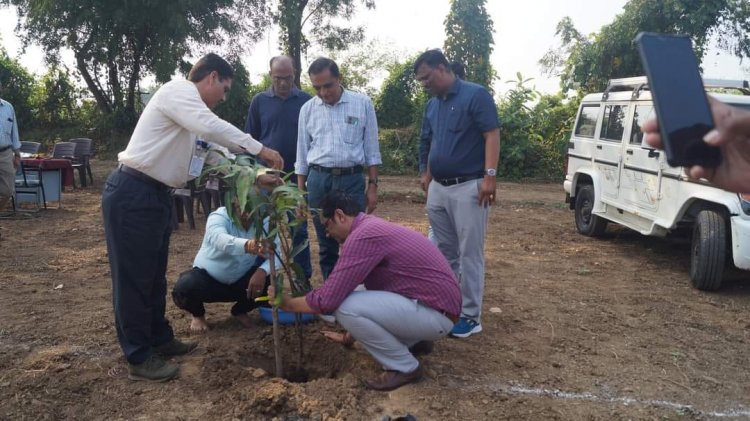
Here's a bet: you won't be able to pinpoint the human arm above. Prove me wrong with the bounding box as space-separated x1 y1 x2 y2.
366 165 379 214
9 104 20 168
418 113 433 192
644 97 750 193
158 82 283 169
480 128 500 207
294 103 311 176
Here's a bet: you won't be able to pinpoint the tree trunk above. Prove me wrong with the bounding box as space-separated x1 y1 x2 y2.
75 52 112 115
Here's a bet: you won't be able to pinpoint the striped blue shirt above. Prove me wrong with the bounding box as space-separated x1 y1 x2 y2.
294 89 382 175
0 99 20 151
193 207 282 285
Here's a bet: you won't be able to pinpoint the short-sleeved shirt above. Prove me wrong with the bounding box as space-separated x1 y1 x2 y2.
419 79 500 180
244 87 312 174
0 99 20 151
295 89 382 175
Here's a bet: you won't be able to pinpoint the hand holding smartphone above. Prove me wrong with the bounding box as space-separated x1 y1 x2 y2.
635 32 721 168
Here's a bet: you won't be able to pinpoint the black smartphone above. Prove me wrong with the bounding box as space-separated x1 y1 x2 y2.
635 32 721 168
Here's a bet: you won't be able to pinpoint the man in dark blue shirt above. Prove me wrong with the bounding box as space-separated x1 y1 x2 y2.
414 49 501 339
245 55 313 281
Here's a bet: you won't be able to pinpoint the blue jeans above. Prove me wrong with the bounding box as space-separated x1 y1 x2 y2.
306 168 366 279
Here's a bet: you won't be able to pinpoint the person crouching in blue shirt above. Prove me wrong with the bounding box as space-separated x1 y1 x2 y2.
172 175 283 332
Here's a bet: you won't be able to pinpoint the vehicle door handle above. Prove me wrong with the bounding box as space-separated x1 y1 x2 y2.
596 145 602 150
647 149 660 158
626 150 633 155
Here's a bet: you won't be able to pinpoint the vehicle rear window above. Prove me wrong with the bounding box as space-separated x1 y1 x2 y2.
600 105 628 142
730 103 750 112
630 105 655 145
574 105 599 138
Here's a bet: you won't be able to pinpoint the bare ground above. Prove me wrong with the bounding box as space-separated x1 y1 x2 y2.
1 159 749 420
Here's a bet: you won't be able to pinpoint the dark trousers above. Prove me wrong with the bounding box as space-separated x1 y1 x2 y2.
172 267 267 317
102 169 174 365
306 168 366 279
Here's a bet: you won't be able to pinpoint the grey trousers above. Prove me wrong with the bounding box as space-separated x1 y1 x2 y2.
334 290 454 373
427 179 490 323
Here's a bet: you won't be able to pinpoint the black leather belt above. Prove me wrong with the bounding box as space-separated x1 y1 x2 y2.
435 173 484 187
310 164 363 176
119 164 170 190
0 145 12 153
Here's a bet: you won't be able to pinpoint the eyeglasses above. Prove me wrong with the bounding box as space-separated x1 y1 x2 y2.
320 216 333 230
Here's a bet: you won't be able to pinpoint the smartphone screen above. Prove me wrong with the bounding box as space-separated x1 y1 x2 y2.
636 32 721 168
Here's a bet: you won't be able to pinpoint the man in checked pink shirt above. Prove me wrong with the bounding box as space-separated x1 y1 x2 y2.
271 190 461 391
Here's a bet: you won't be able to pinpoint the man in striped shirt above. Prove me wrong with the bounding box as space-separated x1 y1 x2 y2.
295 57 382 281
271 190 461 391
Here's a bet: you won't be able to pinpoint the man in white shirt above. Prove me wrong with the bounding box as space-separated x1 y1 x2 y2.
102 53 283 382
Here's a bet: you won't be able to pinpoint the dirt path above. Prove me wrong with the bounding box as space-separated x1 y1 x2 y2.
1 159 749 420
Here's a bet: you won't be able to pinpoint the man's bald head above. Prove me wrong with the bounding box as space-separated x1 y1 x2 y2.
269 55 296 98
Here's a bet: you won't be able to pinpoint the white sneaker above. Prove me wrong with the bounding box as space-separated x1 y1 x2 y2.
318 314 336 324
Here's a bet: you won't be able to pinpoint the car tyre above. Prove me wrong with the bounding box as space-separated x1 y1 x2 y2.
690 210 726 291
575 184 607 237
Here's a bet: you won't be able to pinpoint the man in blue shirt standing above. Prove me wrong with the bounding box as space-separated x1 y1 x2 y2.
414 49 501 338
245 55 313 282
0 85 21 213
295 57 382 281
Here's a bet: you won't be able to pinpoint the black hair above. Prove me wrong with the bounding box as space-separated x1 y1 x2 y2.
450 61 466 80
188 53 234 82
308 57 340 77
413 49 450 74
320 190 362 218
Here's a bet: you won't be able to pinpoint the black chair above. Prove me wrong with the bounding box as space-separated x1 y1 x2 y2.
51 142 76 160
19 141 41 156
13 162 46 212
69 138 94 187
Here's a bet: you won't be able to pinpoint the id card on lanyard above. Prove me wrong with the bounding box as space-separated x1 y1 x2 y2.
188 139 209 177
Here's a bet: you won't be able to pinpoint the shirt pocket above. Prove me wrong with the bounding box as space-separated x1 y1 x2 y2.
2 119 12 137
342 115 365 145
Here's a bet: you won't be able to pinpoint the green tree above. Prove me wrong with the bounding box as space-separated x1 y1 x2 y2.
542 0 750 93
214 59 254 129
374 59 423 129
274 0 376 87
443 0 495 89
30 66 82 130
0 45 36 130
3 0 270 129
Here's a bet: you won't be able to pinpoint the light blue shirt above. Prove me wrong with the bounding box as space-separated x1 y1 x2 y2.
193 207 282 285
0 99 21 151
294 89 382 175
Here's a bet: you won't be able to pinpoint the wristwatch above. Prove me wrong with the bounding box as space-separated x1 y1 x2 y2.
485 168 497 177
368 178 379 186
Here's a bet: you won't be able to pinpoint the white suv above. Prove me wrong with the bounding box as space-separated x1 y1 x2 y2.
563 77 750 290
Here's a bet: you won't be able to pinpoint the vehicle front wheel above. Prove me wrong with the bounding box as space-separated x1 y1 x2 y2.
574 184 607 237
690 210 726 291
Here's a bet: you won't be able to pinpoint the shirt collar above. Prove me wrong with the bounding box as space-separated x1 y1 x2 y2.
264 86 301 99
350 212 366 231
441 78 461 100
315 87 349 106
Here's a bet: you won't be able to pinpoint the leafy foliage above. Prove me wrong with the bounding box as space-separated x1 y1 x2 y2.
274 0 376 87
443 0 495 89
4 0 270 126
542 0 750 93
378 127 420 175
496 74 578 179
374 59 425 129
